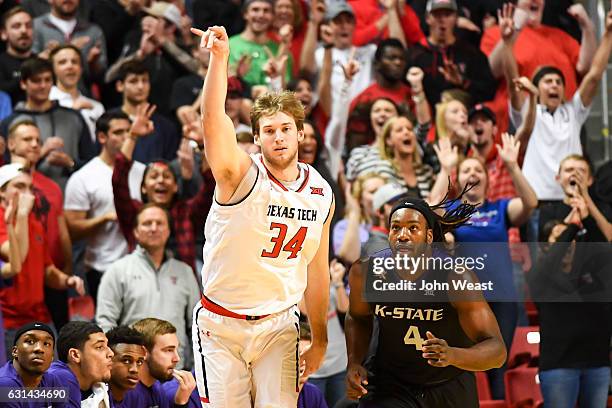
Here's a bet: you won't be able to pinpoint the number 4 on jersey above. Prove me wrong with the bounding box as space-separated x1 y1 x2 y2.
261 222 307 259
404 325 425 350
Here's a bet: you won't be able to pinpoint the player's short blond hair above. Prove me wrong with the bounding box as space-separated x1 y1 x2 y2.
250 91 305 136
132 318 176 352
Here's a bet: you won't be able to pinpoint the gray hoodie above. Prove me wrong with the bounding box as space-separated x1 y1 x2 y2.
96 246 201 368
33 14 107 77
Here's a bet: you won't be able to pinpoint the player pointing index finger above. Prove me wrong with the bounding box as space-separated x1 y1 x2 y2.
190 24 334 408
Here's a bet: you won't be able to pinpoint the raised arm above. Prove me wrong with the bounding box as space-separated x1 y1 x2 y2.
487 3 521 79
120 103 156 161
578 7 612 108
300 0 327 77
382 0 407 47
512 77 539 158
1 193 34 266
498 133 538 226
324 49 359 179
569 4 597 76
406 67 431 126
428 138 458 205
316 46 333 118
352 0 407 47
1 195 22 278
498 10 525 113
191 26 251 203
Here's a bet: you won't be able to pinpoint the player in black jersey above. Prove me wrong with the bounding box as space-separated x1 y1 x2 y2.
345 196 507 407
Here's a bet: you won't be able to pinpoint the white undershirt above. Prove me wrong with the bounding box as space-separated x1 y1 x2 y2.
48 14 77 39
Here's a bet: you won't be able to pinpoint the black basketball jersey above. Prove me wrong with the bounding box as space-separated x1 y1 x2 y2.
364 248 474 389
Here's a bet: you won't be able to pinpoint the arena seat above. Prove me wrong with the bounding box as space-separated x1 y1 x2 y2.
508 326 540 368
480 401 507 408
68 295 95 321
476 371 493 400
524 300 539 325
504 366 543 407
476 371 506 407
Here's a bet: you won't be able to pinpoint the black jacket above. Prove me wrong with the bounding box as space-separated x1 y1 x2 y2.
407 37 496 107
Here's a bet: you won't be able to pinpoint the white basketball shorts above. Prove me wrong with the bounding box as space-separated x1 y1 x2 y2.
192 297 301 407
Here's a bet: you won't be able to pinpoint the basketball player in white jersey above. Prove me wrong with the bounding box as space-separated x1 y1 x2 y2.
189 25 335 407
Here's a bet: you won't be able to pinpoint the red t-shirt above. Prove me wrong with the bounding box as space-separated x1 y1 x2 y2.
480 24 580 139
348 0 424 46
32 171 64 268
269 25 307 77
349 82 414 113
0 209 53 328
267 0 308 76
348 82 415 144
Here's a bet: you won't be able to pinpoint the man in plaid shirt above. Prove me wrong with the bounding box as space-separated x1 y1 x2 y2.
111 103 215 271
468 104 517 201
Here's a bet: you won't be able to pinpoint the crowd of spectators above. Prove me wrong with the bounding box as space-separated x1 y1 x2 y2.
0 0 610 406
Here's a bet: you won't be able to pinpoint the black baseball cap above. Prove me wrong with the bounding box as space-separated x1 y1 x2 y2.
468 103 496 124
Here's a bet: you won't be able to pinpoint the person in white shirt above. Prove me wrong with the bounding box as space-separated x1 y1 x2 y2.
49 44 104 142
300 1 377 111
64 111 145 302
509 7 612 201
189 25 334 407
507 6 612 240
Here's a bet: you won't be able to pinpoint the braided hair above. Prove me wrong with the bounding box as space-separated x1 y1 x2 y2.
389 181 480 242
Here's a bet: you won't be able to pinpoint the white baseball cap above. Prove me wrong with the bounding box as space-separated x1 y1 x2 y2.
144 2 182 29
372 183 409 213
0 163 25 189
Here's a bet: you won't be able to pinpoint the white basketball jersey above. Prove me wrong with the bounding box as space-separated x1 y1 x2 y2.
201 154 334 315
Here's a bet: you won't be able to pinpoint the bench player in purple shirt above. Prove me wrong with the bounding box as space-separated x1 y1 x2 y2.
128 318 195 407
161 369 201 408
48 321 114 407
106 326 147 407
0 322 62 408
